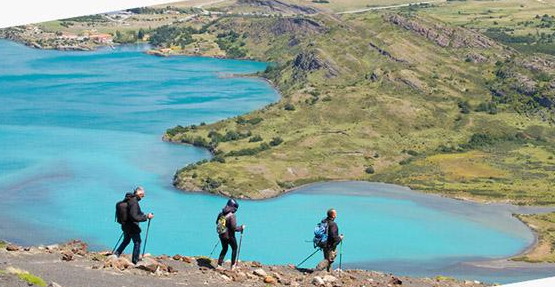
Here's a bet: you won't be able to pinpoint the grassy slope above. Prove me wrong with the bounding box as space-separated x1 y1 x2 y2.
514 213 555 263
165 2 555 204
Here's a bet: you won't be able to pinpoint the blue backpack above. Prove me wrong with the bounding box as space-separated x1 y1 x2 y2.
313 221 328 248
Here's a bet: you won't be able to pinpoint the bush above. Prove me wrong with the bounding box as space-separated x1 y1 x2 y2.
249 135 263 142
227 142 271 157
458 100 471 114
270 137 283 146
284 103 296 111
365 166 375 174
406 150 419 156
166 125 187 136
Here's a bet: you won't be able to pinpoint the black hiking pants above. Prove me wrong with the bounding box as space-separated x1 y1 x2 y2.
115 226 142 264
218 235 238 266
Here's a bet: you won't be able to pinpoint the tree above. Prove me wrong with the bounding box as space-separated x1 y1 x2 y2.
137 29 145 40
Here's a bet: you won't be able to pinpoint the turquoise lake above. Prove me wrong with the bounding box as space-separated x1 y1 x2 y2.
0 40 552 283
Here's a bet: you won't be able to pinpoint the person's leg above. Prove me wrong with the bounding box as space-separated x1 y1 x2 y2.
326 249 337 272
130 232 142 264
115 231 131 256
229 236 238 267
315 248 329 271
218 237 229 266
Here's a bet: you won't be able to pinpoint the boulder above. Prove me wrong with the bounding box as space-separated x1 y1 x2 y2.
104 255 133 270
251 261 263 267
312 276 325 286
323 275 338 283
388 276 402 285
253 268 267 277
172 254 183 261
182 256 194 263
6 244 20 251
264 275 277 284
61 250 74 261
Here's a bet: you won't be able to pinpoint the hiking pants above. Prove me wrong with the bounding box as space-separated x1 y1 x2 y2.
316 247 337 272
218 235 238 266
115 229 142 264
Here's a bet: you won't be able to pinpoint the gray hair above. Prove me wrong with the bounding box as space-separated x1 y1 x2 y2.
134 186 145 194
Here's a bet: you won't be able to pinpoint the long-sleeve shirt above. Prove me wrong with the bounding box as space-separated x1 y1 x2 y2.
326 219 341 249
124 196 147 233
218 205 243 239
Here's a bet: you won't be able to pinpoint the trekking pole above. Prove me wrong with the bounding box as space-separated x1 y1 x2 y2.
142 218 152 258
339 240 343 270
111 232 124 255
235 230 244 266
296 248 321 267
209 240 219 258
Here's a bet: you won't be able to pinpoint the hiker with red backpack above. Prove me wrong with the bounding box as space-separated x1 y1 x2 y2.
216 199 245 270
314 208 343 272
114 186 154 264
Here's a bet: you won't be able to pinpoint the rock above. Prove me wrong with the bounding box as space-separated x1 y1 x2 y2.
388 276 402 285
48 283 63 287
182 256 194 263
104 256 133 270
23 247 31 252
221 274 232 281
172 254 183 261
253 268 268 277
313 276 325 286
323 275 338 283
6 244 20 251
61 250 74 261
264 275 277 284
384 14 497 49
46 244 59 250
251 261 263 267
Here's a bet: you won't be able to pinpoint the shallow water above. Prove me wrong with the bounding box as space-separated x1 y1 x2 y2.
0 40 551 283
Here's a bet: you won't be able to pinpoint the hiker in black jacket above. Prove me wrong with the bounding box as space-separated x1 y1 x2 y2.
216 199 245 269
114 186 154 264
316 208 343 272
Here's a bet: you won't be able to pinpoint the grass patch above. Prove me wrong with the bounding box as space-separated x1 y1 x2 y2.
17 272 47 287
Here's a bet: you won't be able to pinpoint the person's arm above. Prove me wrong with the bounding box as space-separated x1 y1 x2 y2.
328 222 341 248
229 214 243 233
129 200 147 222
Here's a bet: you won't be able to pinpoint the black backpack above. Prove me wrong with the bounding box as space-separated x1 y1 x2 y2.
115 193 134 224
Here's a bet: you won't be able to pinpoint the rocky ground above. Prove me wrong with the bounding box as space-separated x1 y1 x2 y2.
0 240 487 287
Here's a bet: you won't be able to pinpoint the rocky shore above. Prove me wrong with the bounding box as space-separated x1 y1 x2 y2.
0 240 487 287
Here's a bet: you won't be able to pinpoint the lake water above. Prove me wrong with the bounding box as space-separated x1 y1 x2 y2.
0 40 552 283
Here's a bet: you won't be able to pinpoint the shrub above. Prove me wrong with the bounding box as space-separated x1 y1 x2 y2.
249 135 263 142
365 166 375 174
270 137 283 146
284 103 296 111
458 100 471 114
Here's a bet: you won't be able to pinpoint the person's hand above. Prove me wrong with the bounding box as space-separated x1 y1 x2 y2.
241 224 246 229
147 213 154 219
340 234 344 240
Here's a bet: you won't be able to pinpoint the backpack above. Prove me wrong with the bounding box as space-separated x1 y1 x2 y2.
115 193 134 224
216 213 231 235
313 220 328 249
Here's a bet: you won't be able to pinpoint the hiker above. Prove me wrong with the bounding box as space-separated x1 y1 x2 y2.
316 208 343 272
114 186 154 264
216 198 245 269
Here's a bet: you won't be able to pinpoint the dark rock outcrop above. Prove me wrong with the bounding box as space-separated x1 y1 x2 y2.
369 41 405 62
271 17 327 36
238 0 319 15
293 50 338 77
385 14 497 49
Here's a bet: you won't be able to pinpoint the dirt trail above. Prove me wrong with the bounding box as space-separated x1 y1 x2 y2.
0 240 487 287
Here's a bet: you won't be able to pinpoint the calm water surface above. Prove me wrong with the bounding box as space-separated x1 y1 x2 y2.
0 40 551 283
